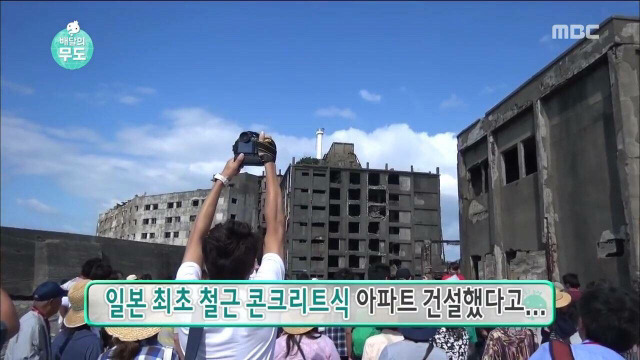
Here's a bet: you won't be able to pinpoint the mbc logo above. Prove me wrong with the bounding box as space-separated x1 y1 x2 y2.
552 24 599 40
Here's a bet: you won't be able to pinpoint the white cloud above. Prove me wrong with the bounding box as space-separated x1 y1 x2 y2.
1 108 460 239
359 89 382 103
1 79 34 95
539 34 551 43
119 95 141 105
74 83 153 105
16 198 58 214
135 86 157 95
480 84 507 95
314 106 357 119
440 94 465 109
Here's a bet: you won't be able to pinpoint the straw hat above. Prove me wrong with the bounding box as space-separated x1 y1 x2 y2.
282 327 313 335
64 279 90 328
554 283 571 308
106 327 162 342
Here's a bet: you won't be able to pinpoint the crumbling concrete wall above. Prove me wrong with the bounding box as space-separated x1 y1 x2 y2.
457 16 639 289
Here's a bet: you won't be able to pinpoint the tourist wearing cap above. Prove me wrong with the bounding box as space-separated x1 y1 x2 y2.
378 328 447 360
100 325 178 360
51 280 102 360
5 281 66 360
274 327 340 360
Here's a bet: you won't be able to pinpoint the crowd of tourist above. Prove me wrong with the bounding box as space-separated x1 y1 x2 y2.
1 133 638 360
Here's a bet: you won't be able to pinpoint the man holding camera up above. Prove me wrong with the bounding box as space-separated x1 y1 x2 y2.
176 132 285 359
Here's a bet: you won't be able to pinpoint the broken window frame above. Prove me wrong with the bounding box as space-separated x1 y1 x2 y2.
521 136 538 177
502 145 520 185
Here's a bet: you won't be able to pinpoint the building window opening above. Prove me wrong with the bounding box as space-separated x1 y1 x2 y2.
388 173 399 185
469 163 483 197
368 189 386 203
368 173 380 186
330 171 341 184
329 204 340 217
349 239 360 251
368 222 380 235
369 239 380 252
503 146 520 184
348 189 361 201
348 204 361 217
523 137 538 176
350 172 360 185
330 188 340 200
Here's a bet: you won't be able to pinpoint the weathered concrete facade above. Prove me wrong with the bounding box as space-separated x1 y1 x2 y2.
282 142 444 279
457 17 639 290
97 173 262 245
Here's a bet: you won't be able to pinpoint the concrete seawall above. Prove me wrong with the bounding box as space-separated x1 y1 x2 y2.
1 226 184 297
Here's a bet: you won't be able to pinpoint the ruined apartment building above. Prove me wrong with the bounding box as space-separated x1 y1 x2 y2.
282 142 444 280
96 173 262 245
457 16 639 290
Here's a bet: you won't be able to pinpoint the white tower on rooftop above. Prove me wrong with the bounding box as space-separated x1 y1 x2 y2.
316 128 324 159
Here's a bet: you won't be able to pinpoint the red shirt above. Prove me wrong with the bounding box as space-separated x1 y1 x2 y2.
567 288 582 302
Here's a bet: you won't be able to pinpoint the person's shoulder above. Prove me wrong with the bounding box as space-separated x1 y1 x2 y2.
570 344 625 359
254 253 284 280
529 342 551 360
175 262 201 280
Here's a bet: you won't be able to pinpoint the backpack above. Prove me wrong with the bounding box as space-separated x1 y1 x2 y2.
549 339 574 360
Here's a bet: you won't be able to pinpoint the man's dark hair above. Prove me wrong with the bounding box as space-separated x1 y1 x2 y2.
297 272 310 280
202 219 260 280
140 274 152 280
89 262 112 280
562 273 580 289
586 279 611 290
368 263 390 280
333 268 355 280
450 263 460 272
81 258 102 278
256 233 264 266
578 286 639 353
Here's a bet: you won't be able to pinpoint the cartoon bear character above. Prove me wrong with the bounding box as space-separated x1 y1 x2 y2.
67 21 80 36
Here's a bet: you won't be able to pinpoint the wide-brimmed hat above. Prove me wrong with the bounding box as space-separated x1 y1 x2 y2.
282 327 313 335
64 279 89 328
106 327 162 342
554 283 571 308
399 328 438 342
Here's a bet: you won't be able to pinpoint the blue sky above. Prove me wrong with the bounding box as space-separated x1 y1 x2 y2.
1 2 637 257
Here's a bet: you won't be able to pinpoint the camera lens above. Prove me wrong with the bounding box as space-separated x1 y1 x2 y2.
239 132 251 143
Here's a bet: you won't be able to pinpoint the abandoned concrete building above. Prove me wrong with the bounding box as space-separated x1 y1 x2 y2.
96 173 262 245
457 16 639 290
282 141 445 280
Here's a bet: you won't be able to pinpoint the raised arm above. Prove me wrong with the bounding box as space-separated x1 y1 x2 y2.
181 154 244 266
259 133 285 259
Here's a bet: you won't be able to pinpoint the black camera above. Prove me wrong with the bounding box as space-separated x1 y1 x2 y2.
232 131 263 166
